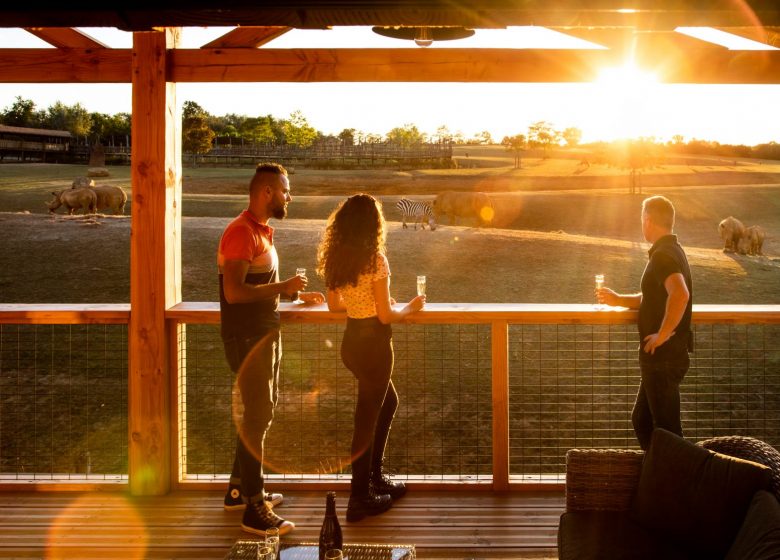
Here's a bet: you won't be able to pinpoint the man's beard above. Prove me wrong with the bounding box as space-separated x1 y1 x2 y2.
271 202 287 220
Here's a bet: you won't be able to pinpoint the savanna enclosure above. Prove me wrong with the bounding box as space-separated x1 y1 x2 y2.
1 145 779 482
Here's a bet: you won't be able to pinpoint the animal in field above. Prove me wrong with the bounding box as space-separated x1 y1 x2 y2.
396 198 436 230
718 216 746 253
738 225 766 256
47 188 97 215
91 185 128 214
71 176 95 189
432 191 494 227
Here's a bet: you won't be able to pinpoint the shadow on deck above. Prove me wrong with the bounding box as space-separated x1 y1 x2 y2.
0 489 563 559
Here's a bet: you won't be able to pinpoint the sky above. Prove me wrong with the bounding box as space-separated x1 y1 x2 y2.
1 26 779 145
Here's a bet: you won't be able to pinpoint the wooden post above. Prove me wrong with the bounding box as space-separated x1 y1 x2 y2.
129 28 182 496
491 320 510 491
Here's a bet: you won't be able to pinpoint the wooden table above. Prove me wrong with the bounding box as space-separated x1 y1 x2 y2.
226 541 416 560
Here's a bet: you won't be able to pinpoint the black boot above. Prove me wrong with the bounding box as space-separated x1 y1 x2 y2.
346 491 393 522
371 459 407 500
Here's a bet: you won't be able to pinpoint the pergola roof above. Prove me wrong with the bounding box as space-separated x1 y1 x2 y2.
1 0 779 30
1 1 779 84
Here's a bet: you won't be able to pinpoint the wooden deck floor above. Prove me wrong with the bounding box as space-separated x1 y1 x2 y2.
0 489 563 559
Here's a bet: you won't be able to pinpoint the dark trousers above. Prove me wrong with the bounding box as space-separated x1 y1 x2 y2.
632 355 689 450
223 330 281 503
340 317 398 497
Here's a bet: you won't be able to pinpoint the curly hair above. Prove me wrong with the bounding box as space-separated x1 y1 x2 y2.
317 194 387 289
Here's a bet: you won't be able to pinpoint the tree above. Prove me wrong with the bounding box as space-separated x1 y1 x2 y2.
434 125 453 143
562 127 582 148
386 123 425 147
182 101 215 163
44 101 92 138
527 121 560 157
282 110 317 148
338 128 356 146
240 116 277 145
474 130 493 145
606 138 663 194
501 134 527 169
1 96 39 127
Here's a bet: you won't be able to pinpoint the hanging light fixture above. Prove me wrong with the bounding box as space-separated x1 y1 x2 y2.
372 26 475 47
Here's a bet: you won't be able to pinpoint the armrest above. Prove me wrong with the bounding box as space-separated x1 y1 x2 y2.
565 448 644 512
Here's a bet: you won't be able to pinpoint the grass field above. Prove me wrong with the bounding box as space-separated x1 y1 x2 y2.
1 146 778 305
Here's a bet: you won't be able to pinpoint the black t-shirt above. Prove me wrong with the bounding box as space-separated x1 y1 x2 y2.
638 234 693 363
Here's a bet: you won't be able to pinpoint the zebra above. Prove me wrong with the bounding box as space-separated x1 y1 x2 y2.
396 198 437 231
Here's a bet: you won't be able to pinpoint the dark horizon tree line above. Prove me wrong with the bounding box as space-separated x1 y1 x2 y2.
2 96 779 162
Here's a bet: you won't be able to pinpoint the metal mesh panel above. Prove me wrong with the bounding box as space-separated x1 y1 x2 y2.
0 324 127 480
508 323 780 481
180 323 493 481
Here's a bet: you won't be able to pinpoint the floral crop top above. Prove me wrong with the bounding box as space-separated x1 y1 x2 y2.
337 253 390 319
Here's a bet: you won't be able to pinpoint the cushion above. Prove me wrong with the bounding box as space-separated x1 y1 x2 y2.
630 428 771 558
699 436 780 501
725 490 780 560
558 511 688 560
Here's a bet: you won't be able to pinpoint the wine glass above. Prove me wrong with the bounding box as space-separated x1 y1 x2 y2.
594 274 605 309
324 550 343 560
416 275 426 297
293 268 306 304
256 545 274 560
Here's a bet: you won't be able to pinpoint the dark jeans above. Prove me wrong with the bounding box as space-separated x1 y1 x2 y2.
222 329 281 503
633 355 689 450
341 317 397 497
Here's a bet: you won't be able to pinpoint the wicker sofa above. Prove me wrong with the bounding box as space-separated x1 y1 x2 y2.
558 429 780 560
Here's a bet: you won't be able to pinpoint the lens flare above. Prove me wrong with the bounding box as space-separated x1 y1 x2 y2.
46 495 147 559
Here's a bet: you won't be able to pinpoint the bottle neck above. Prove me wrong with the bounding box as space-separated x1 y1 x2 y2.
325 494 336 516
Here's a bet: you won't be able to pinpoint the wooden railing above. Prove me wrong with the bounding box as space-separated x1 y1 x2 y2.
1 303 779 492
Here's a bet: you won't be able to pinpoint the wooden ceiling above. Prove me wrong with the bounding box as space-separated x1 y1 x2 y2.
1 1 779 30
1 0 779 84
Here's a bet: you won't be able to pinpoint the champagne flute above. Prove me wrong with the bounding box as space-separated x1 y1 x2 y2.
292 268 306 304
416 275 426 297
594 274 605 309
256 545 274 560
264 527 280 559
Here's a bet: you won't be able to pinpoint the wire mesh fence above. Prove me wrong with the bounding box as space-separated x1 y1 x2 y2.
0 324 127 480
508 323 780 482
180 323 494 482
1 318 778 484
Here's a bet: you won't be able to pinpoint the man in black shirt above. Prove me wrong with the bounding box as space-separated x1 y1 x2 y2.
597 196 693 450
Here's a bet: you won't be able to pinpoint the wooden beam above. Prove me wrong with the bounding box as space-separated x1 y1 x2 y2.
491 321 510 492
201 26 292 48
23 27 108 49
551 28 726 51
129 28 182 496
1 45 779 85
169 47 780 84
0 49 130 83
715 26 780 47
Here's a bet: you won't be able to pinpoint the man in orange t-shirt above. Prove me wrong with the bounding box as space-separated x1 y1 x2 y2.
218 163 323 536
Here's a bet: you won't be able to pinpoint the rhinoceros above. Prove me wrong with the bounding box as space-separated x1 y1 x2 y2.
91 185 128 215
47 188 97 215
432 190 494 227
71 176 95 189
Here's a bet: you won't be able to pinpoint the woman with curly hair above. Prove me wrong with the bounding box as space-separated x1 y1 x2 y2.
317 193 425 521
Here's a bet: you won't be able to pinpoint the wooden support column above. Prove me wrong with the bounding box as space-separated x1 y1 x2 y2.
491 320 510 491
129 28 182 496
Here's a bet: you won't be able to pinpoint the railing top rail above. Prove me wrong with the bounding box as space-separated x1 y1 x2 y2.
0 304 131 324
166 302 780 325
2 302 779 325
